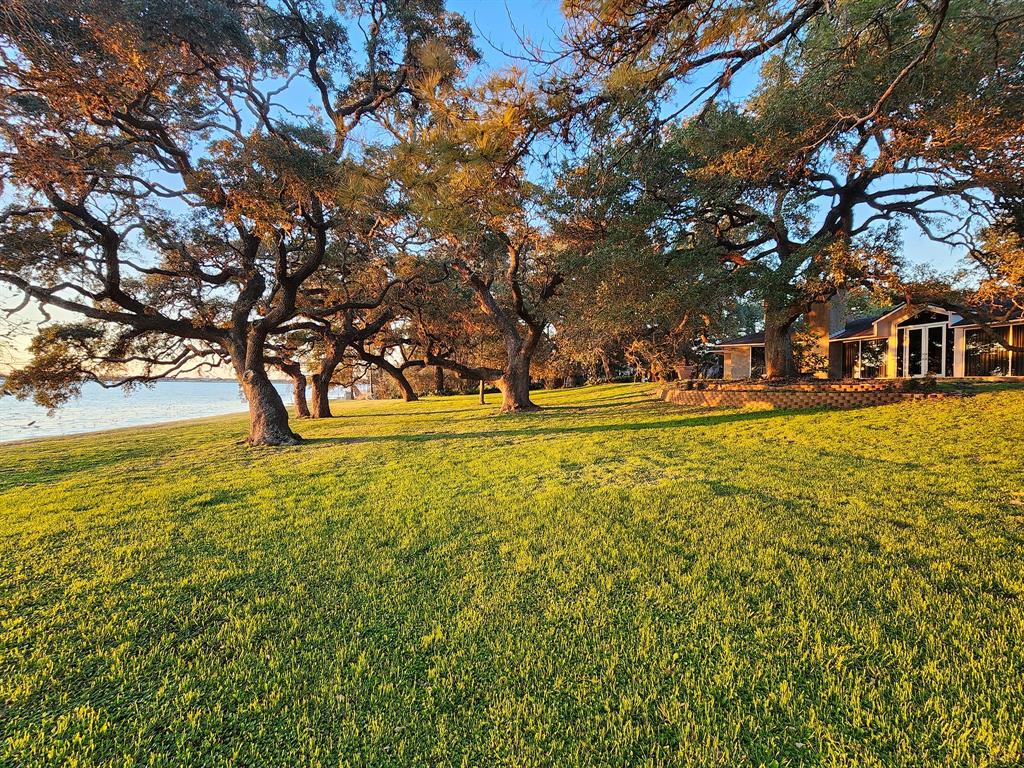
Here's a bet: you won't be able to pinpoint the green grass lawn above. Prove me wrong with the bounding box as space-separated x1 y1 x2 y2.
2 384 1023 767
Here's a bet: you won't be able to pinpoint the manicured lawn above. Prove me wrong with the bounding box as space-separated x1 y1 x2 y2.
2 383 1023 767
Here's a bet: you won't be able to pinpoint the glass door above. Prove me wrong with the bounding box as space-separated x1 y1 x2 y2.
902 324 947 377
907 328 923 376
927 326 944 375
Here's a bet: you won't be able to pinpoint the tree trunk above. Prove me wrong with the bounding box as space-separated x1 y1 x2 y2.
378 360 418 402
763 308 797 379
354 346 419 402
393 373 418 402
479 379 485 405
310 374 332 418
270 360 309 419
291 372 310 418
241 368 302 446
433 365 445 395
309 339 345 418
497 355 538 412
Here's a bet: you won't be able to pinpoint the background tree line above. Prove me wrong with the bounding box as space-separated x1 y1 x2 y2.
1 0 1021 444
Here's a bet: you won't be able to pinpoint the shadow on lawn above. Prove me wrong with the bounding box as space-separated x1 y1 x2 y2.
347 406 485 419
538 400 667 413
306 406 799 447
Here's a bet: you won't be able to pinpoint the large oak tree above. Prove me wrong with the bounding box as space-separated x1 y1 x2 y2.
0 0 473 443
558 0 1024 377
387 74 563 410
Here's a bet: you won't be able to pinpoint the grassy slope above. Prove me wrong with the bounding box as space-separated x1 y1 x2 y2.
1 384 1023 768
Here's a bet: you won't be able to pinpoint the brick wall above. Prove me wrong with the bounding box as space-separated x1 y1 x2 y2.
658 383 944 410
694 379 918 392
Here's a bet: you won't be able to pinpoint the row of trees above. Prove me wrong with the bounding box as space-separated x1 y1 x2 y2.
1 0 1021 444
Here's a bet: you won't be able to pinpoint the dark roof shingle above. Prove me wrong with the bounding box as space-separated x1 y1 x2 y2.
830 315 882 340
716 331 765 347
717 313 886 346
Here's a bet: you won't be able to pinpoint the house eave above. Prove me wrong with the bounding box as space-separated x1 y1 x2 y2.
951 318 1024 330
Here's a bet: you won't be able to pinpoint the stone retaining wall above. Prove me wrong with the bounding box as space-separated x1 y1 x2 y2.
658 383 944 410
695 379 909 393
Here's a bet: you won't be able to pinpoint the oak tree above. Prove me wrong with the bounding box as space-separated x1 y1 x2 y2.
0 0 473 442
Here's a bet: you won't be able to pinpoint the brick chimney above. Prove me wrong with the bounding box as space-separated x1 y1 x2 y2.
807 289 847 378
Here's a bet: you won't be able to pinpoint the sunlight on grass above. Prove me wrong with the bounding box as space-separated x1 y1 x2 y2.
2 384 1023 766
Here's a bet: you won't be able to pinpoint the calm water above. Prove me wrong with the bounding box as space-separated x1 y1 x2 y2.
0 379 328 443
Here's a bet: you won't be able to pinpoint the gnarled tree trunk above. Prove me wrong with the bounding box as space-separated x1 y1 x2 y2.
271 359 309 419
355 346 419 402
230 336 302 446
431 251 559 414
381 362 418 402
290 372 309 418
433 366 445 395
446 252 557 414
396 378 418 402
763 307 797 379
241 367 302 446
309 339 344 418
310 375 332 418
497 352 537 412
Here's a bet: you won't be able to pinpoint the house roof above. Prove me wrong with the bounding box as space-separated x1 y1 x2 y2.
836 301 965 336
830 314 885 340
866 303 915 325
716 331 765 347
717 314 886 347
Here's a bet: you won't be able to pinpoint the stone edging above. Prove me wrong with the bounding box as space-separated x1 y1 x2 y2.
657 384 945 411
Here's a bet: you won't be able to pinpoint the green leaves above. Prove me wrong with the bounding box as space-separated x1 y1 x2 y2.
3 324 106 409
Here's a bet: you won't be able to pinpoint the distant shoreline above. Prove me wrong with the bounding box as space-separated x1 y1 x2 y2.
0 407 253 448
0 378 287 446
0 378 367 445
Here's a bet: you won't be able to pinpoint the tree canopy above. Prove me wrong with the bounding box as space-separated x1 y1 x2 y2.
556 0 1024 374
1 0 1022 444
0 0 475 443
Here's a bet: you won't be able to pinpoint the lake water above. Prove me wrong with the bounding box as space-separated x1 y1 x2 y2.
0 379 347 443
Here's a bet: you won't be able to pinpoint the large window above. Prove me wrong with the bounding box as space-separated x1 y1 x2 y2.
842 339 888 378
908 327 924 374
750 346 766 378
860 339 888 378
965 327 1010 376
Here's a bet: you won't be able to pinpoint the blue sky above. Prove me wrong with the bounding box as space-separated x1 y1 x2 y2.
449 0 565 69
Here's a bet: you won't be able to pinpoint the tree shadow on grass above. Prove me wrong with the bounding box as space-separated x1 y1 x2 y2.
539 401 670 413
339 407 486 419
551 386 655 403
305 407 798 447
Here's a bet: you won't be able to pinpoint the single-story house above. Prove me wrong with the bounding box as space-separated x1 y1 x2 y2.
715 296 1024 380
